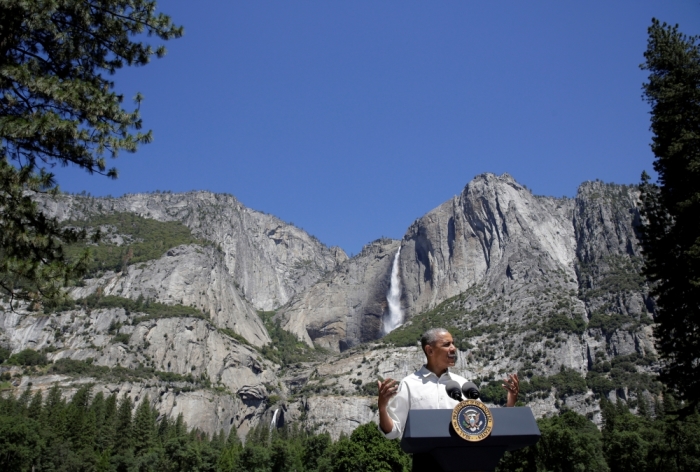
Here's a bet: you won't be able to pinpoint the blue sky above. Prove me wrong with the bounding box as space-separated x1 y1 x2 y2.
52 1 700 255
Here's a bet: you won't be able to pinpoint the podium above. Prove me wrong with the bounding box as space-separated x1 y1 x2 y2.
400 407 540 472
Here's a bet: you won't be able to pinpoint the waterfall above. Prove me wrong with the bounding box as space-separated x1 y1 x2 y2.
270 408 279 430
383 247 404 334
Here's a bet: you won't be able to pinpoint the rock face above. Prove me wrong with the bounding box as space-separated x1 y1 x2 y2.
0 306 277 438
40 191 348 311
70 244 270 347
278 239 401 351
282 174 652 355
399 173 579 317
2 174 659 438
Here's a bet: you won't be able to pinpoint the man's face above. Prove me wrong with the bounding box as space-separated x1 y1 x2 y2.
425 331 457 372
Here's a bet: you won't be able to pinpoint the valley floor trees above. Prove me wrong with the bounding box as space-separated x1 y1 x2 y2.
3 384 700 471
0 1 181 305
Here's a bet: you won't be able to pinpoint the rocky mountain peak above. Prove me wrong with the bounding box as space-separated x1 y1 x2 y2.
4 174 659 440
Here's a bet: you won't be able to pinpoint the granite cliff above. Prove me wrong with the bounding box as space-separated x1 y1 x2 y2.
1 174 658 440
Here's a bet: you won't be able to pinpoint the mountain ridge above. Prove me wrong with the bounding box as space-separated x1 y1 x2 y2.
1 173 659 440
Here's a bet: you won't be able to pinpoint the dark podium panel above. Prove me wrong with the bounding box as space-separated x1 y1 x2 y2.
400 407 540 472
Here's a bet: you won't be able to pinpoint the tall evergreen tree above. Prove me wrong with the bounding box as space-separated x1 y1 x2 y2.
115 394 133 453
217 430 243 472
26 390 42 420
15 387 32 415
67 385 94 446
100 392 118 452
42 384 67 438
639 18 700 406
0 0 182 305
132 396 155 454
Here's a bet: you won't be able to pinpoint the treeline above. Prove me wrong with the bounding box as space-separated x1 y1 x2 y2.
3 383 700 471
1 384 223 471
498 395 700 472
0 384 408 471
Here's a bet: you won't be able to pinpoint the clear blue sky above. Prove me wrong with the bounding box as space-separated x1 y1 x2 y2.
52 1 700 256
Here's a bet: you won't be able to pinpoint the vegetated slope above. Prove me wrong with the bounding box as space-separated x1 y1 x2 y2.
40 191 348 311
2 190 347 438
1 175 659 440
60 211 269 346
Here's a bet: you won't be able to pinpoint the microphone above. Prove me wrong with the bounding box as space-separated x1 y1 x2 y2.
445 380 463 401
461 381 480 400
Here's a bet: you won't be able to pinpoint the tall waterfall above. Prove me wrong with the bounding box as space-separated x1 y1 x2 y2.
383 247 404 334
270 408 279 430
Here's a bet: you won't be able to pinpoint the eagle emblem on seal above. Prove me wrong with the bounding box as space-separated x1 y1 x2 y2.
451 400 494 442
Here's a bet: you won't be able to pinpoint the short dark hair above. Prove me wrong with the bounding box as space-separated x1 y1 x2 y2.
420 328 449 353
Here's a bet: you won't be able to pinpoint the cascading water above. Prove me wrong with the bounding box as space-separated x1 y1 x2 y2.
270 408 279 430
383 247 404 334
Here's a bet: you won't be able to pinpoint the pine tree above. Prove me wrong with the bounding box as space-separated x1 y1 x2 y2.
637 390 650 418
42 384 67 438
639 18 700 406
67 385 95 450
0 0 182 305
132 395 155 454
211 428 226 452
40 384 70 470
173 413 186 439
115 394 133 452
15 386 32 415
90 391 106 435
27 390 42 420
97 393 117 453
218 429 243 472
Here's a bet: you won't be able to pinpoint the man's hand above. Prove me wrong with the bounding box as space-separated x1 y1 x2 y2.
502 373 519 407
378 378 398 409
378 378 398 434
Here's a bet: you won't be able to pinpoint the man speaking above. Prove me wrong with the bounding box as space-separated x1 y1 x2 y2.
378 327 519 438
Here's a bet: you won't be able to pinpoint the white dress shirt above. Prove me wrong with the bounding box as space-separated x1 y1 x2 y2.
382 365 470 440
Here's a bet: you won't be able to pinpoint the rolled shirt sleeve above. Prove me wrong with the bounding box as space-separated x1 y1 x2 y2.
381 379 410 440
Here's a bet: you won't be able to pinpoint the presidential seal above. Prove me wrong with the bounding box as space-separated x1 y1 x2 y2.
451 399 494 442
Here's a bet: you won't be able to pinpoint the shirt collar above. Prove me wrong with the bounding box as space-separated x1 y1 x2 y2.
418 364 451 379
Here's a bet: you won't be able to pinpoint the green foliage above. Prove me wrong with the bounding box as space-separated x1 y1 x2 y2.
218 327 252 347
600 397 700 472
482 368 588 405
258 311 328 365
0 414 43 471
479 381 509 405
541 312 587 336
361 382 379 397
578 255 647 301
550 367 588 398
79 293 207 321
587 371 616 396
586 353 663 397
47 358 203 388
639 19 700 405
0 384 234 471
111 333 131 345
0 346 12 364
336 422 411 472
5 348 47 366
64 212 201 275
381 293 497 350
588 311 636 337
0 1 182 304
203 420 409 472
5 387 700 472
499 410 609 472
